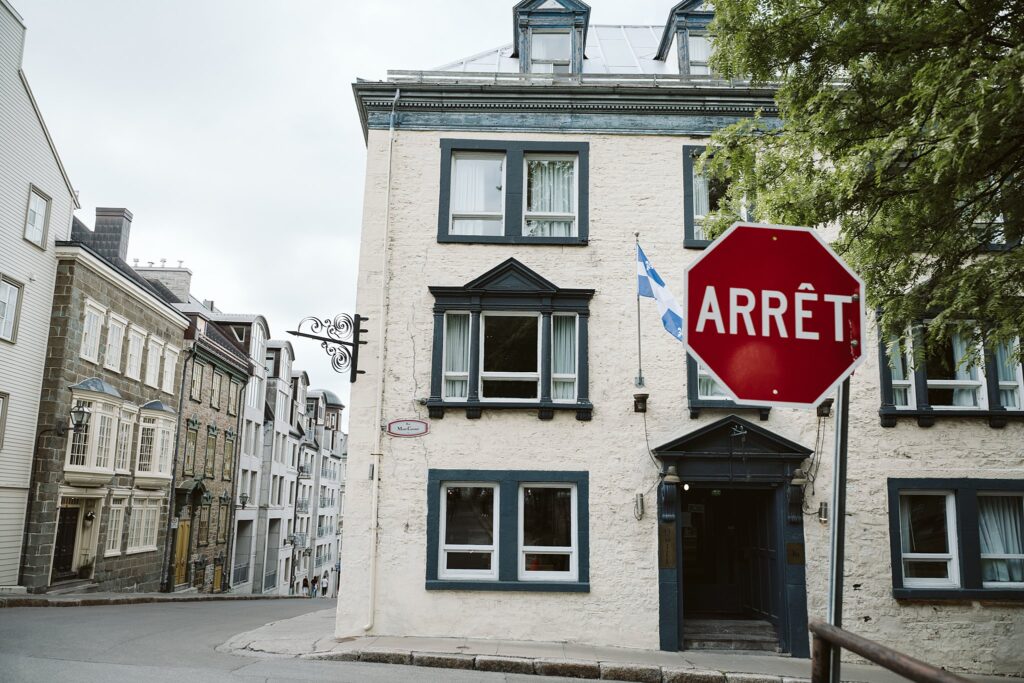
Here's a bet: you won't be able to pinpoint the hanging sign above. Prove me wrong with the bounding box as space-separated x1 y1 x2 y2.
386 419 429 438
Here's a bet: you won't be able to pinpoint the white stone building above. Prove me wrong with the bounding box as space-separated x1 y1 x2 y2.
0 0 79 591
306 389 346 596
337 0 1023 675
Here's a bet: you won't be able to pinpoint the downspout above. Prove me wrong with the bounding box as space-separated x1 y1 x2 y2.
161 345 196 592
363 87 400 632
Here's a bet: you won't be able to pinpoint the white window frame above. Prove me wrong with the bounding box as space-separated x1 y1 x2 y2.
144 337 164 389
91 402 117 470
899 491 960 589
104 313 127 372
64 396 118 477
125 326 146 380
438 482 499 581
160 346 179 395
212 371 224 409
479 312 541 402
696 360 731 401
995 338 1023 410
0 275 23 343
449 151 506 236
517 483 578 582
887 336 917 410
687 33 713 76
550 313 578 403
114 408 136 472
442 311 471 401
529 29 572 74
922 327 988 411
136 413 174 478
127 496 162 554
105 497 127 556
978 492 1024 589
24 186 50 248
522 153 578 238
80 299 106 364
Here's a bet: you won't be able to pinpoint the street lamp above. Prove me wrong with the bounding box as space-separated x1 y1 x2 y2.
39 401 91 439
239 493 249 509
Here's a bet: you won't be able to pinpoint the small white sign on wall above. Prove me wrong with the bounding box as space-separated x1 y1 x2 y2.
386 419 429 438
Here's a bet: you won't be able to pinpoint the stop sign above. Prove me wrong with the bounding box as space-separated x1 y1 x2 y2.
684 223 865 408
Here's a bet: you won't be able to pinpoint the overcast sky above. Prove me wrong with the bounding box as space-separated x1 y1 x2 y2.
15 0 675 423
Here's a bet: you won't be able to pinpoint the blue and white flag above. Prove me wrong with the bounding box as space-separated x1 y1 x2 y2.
637 243 684 342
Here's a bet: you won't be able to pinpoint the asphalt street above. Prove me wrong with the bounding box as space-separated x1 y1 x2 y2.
0 599 584 682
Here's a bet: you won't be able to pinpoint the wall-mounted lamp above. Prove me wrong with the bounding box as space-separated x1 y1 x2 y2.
45 401 91 438
816 398 834 418
633 393 649 413
219 490 231 504
239 493 249 509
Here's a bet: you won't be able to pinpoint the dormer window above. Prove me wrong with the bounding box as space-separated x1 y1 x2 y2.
687 33 712 75
530 31 572 73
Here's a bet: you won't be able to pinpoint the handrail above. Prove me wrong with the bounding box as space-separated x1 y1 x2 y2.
809 620 972 683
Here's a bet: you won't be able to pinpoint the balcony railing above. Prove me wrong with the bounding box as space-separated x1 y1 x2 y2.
291 532 308 548
263 570 277 591
295 499 310 513
233 563 249 584
297 465 311 479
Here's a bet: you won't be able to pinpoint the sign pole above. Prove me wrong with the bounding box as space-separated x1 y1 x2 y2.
827 376 850 683
634 233 645 387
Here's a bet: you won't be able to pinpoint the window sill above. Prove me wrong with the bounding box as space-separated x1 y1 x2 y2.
126 546 158 556
104 549 123 558
893 587 1024 602
684 238 712 249
878 407 1024 428
438 234 588 246
426 399 592 421
689 400 770 421
426 579 589 593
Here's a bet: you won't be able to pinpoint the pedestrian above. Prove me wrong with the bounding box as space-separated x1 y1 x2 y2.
301 576 309 598
321 572 329 597
310 574 318 598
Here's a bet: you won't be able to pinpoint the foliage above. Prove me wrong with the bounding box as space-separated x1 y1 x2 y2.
702 0 1024 359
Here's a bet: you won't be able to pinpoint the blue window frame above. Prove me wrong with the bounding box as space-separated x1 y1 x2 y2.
426 469 589 592
437 139 589 245
887 478 1024 601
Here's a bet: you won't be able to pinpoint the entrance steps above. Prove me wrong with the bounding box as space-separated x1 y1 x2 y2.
683 619 781 653
46 579 99 595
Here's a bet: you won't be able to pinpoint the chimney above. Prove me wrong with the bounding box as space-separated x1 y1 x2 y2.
93 208 134 261
134 263 194 302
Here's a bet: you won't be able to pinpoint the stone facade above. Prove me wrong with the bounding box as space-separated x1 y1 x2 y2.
21 229 187 593
337 4 1024 672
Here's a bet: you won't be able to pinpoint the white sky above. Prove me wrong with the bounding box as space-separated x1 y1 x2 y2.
14 0 675 424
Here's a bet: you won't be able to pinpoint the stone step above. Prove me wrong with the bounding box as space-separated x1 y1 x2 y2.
46 579 99 595
683 619 781 653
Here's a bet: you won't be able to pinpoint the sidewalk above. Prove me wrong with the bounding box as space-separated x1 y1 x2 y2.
0 590 308 608
220 608 1021 683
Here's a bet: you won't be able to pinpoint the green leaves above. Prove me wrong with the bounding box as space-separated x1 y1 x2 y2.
704 0 1024 355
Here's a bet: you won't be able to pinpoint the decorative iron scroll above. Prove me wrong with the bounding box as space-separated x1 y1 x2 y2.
287 313 368 382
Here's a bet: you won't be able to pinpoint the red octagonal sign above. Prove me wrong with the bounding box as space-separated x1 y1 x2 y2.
685 223 865 408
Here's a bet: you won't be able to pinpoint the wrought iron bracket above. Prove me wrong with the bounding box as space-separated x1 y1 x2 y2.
288 313 368 382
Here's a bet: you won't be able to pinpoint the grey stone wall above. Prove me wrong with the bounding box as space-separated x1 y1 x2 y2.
21 255 186 593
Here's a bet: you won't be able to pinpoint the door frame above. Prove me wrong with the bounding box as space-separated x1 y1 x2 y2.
653 415 811 657
49 489 106 585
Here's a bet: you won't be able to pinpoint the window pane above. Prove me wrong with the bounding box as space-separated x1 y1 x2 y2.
0 281 17 340
996 341 1021 409
532 32 571 61
688 35 712 63
451 218 503 236
446 552 491 571
926 334 977 381
979 495 1024 583
904 560 950 579
445 314 470 399
552 316 576 375
552 380 575 400
481 379 538 399
523 486 572 547
527 159 574 214
525 553 571 572
451 156 503 213
483 316 537 373
901 495 949 554
524 219 574 237
444 486 494 545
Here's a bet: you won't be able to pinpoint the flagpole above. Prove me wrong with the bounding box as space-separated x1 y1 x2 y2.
635 232 645 387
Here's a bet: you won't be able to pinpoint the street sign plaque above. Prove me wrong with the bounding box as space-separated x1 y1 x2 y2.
684 223 865 408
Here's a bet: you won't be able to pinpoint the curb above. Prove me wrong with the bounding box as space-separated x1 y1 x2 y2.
0 594 309 608
301 647 809 683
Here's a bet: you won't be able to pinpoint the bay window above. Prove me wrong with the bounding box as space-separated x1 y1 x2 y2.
888 479 1024 600
427 469 588 592
430 259 592 419
65 389 122 487
438 140 588 245
114 409 135 472
135 406 175 487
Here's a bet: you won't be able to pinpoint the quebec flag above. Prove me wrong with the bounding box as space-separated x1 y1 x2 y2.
637 243 684 342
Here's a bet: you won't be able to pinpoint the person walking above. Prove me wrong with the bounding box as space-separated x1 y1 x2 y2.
321 571 329 597
310 574 318 598
301 576 309 598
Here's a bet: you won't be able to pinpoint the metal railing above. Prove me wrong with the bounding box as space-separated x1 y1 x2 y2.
810 620 971 683
295 499 310 513
263 570 277 591
232 563 249 584
297 465 311 479
385 69 778 91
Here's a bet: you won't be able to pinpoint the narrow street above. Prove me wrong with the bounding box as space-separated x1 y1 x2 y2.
0 601 582 682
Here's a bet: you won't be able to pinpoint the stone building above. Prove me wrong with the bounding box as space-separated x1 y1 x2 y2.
305 389 346 596
338 0 1023 675
0 0 78 591
20 210 187 593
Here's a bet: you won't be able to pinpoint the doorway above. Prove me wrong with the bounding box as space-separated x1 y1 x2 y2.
680 487 779 651
52 506 80 582
174 518 191 586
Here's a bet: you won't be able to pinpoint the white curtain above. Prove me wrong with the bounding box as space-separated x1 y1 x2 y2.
996 341 1020 408
889 338 910 406
526 159 574 237
979 496 1024 583
452 156 502 236
951 334 979 407
551 316 576 400
444 314 470 398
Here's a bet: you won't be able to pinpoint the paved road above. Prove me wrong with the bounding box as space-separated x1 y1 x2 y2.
0 599 584 682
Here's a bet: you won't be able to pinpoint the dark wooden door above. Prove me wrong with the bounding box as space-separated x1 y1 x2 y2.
52 507 79 580
741 491 778 623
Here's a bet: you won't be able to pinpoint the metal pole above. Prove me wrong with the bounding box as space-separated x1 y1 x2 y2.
827 376 850 683
634 234 645 388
